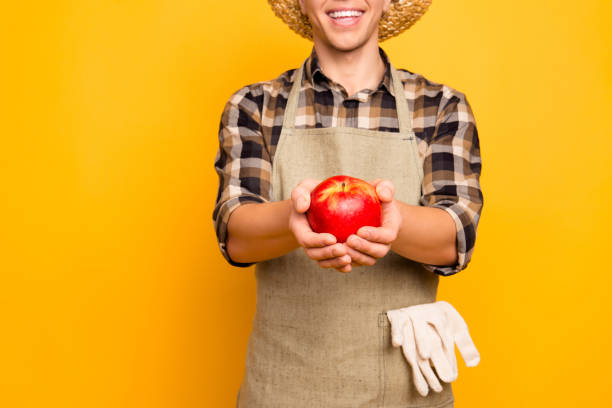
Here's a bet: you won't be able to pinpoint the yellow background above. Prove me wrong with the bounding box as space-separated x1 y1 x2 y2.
2 0 611 406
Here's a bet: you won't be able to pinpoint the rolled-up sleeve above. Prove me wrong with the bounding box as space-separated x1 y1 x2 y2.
213 85 271 267
419 88 483 276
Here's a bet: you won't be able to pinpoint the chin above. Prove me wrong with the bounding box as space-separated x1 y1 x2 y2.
334 40 366 52
321 33 371 52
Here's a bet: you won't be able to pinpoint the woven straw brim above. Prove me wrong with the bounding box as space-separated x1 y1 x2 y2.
268 0 432 42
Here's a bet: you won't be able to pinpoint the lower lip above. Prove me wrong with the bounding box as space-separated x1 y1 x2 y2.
329 14 363 27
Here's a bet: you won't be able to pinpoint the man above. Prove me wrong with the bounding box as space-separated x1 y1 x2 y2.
213 0 482 406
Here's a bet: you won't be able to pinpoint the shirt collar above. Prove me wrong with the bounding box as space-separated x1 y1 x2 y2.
304 46 395 98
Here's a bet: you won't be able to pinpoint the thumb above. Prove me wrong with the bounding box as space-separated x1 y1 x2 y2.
375 180 395 202
291 187 311 213
455 329 480 367
437 300 480 367
297 193 310 213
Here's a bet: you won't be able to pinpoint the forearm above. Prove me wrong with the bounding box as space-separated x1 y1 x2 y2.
226 200 299 263
390 201 458 266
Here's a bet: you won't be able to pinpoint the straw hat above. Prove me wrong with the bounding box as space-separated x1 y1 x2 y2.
268 0 432 42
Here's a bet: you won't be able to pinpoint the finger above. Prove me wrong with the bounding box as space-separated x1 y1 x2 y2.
430 342 456 383
410 317 432 360
317 255 351 269
345 245 377 266
336 263 352 273
418 358 443 393
429 319 458 379
428 317 454 360
297 223 336 248
346 234 390 258
304 243 347 261
298 230 337 249
427 315 458 379
375 180 395 202
447 340 458 378
440 337 458 379
356 226 396 245
410 310 449 361
385 310 405 347
401 320 429 397
290 214 318 245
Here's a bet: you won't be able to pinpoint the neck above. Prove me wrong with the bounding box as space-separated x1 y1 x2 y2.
312 35 386 97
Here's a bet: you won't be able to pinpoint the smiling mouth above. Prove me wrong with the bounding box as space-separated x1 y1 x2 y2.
327 9 364 26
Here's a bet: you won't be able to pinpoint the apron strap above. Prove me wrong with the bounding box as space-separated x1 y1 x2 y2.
389 63 414 134
390 63 423 183
282 62 305 131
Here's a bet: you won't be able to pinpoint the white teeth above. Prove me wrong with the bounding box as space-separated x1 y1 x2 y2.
328 10 363 19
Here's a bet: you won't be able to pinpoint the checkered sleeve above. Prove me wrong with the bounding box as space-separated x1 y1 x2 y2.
213 85 272 267
419 88 483 276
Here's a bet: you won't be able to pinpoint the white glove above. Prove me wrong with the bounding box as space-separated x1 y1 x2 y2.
388 310 452 396
386 300 480 397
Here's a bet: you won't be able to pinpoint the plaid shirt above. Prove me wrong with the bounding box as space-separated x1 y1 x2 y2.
213 46 483 276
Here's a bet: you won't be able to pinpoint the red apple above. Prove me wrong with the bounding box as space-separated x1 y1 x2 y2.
307 175 382 243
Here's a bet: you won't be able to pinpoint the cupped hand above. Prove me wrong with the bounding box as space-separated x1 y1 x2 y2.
345 179 402 267
288 179 352 273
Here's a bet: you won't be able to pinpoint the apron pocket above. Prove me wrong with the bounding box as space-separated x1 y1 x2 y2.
378 311 455 408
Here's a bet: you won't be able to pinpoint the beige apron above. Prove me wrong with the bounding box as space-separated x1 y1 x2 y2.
236 59 454 408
